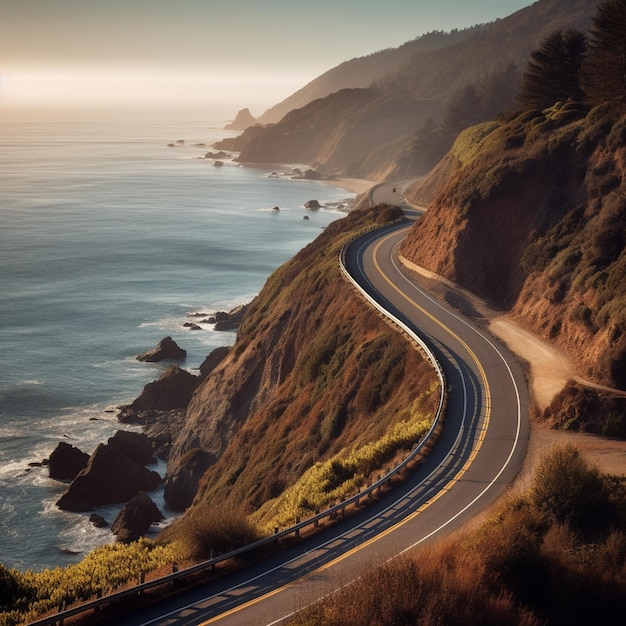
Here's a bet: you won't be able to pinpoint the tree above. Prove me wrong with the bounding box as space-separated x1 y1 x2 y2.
582 0 626 105
529 444 613 537
478 62 520 119
442 84 485 138
412 118 449 172
518 29 587 110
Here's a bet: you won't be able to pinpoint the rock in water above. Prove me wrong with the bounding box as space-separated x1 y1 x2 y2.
136 336 186 362
55 443 161 512
89 513 108 528
108 430 156 466
213 304 248 331
224 108 258 131
111 492 163 543
48 441 89 481
117 365 199 423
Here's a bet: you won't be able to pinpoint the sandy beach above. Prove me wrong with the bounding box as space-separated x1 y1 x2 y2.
320 177 376 194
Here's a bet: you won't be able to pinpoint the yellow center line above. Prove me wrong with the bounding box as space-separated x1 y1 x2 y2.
200 229 493 625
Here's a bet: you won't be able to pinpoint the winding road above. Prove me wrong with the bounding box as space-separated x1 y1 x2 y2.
120 206 529 626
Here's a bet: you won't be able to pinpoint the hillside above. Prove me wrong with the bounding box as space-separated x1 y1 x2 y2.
256 27 483 125
163 205 441 529
287 444 626 625
217 88 440 177
379 0 597 100
400 99 626 389
218 0 599 180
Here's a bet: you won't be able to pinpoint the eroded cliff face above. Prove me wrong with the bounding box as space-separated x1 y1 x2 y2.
215 89 440 179
401 100 626 388
165 205 440 514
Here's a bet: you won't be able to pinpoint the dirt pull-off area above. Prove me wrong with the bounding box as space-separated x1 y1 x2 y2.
400 255 626 479
490 315 626 480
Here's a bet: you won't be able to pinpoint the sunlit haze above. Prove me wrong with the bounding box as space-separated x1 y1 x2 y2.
0 0 534 118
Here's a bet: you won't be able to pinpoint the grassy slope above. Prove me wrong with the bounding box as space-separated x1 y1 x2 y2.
287 444 626 626
401 100 626 390
165 205 441 539
1 205 442 623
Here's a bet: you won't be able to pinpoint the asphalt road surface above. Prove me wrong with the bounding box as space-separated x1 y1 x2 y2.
119 213 529 626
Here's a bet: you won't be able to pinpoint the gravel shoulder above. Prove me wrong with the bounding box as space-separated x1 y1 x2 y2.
399 255 626 480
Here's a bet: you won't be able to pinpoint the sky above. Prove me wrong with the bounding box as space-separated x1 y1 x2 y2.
0 0 535 117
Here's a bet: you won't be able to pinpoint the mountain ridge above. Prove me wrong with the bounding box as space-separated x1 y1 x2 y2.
221 0 600 180
256 26 486 125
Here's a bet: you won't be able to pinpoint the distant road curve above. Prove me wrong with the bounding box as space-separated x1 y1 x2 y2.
120 213 529 626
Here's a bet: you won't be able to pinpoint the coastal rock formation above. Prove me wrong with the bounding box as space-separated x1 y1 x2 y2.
212 304 248 331
48 442 89 481
303 169 322 180
111 492 163 543
142 410 186 460
108 430 156 466
56 443 161 512
136 336 186 362
198 346 230 382
89 513 108 528
215 89 440 177
117 365 199 423
163 447 213 511
304 200 321 209
222 2 596 179
224 108 258 131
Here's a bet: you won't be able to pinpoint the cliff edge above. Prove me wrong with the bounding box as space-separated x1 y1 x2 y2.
164 205 441 524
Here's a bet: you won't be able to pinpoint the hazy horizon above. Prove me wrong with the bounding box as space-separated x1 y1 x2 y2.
1 0 534 119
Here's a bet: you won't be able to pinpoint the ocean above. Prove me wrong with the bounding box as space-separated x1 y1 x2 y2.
0 106 350 572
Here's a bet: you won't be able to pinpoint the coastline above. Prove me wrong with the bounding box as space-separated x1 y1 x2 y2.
1 128 356 572
319 177 376 195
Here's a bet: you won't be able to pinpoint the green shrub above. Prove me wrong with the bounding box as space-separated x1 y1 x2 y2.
0 565 35 612
166 505 260 561
0 539 180 625
529 444 614 537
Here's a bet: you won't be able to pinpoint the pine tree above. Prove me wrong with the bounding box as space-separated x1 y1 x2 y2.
478 62 520 119
442 84 485 138
412 118 448 172
518 29 587 110
582 0 626 105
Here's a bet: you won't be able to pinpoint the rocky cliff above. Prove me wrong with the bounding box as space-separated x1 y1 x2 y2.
216 88 440 178
400 99 626 388
164 205 441 519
